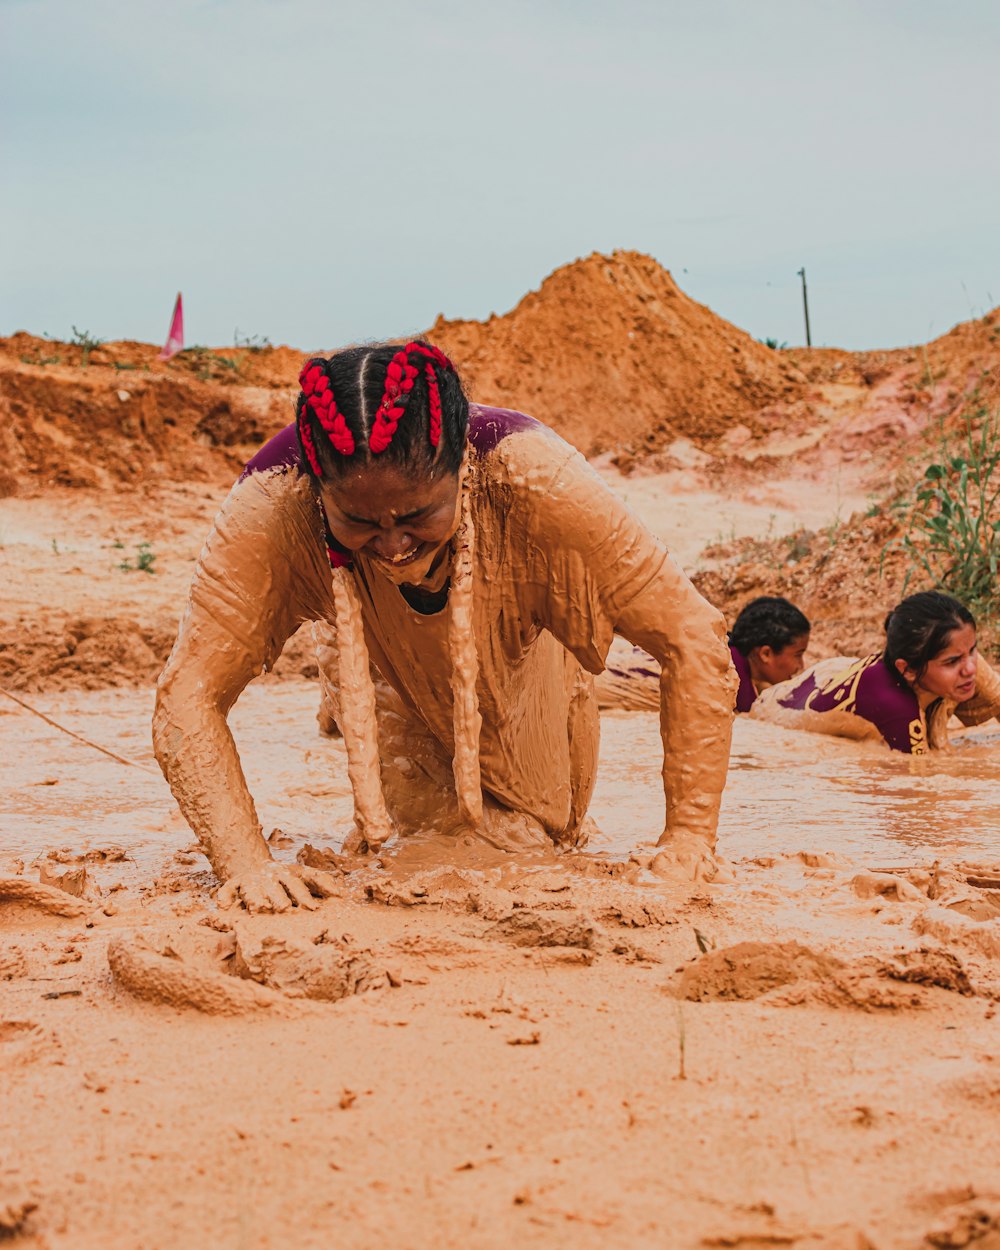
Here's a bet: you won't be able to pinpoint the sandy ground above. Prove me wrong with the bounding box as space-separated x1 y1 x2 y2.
3 453 1000 1250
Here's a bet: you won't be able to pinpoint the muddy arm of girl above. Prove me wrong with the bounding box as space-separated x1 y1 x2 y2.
522 449 737 878
152 473 338 912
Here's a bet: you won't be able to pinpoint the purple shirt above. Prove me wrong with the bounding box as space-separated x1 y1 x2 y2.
730 645 757 713
774 653 927 753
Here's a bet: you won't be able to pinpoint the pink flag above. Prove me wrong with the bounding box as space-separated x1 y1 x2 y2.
158 292 184 360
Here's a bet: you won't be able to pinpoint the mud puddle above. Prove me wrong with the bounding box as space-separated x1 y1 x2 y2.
3 682 1000 877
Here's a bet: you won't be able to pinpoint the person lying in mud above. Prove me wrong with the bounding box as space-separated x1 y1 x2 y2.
595 595 809 714
153 341 736 913
751 591 1000 754
729 596 811 712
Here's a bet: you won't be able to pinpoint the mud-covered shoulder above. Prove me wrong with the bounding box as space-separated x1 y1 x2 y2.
162 468 332 693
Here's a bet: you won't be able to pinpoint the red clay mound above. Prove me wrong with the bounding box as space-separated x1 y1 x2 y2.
0 335 300 494
430 250 806 459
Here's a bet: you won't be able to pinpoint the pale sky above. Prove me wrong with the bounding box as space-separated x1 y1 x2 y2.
2 0 998 352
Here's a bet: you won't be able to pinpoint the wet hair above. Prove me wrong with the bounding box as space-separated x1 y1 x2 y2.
295 340 469 481
729 596 811 657
298 340 482 846
883 591 975 678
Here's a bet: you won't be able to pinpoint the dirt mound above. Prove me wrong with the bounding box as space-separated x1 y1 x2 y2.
0 334 300 495
693 506 910 660
431 250 806 458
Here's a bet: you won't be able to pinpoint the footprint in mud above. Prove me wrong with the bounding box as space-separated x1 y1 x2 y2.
669 940 975 1008
108 920 393 1015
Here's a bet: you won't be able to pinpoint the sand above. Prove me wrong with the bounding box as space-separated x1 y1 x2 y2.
3 690 1000 1248
3 267 1000 1248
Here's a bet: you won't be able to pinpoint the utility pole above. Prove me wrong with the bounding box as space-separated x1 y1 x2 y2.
797 267 812 347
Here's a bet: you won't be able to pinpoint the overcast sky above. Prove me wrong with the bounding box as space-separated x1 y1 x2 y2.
2 0 998 353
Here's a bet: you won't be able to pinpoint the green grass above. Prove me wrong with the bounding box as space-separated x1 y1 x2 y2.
890 408 1000 623
71 326 104 367
118 541 156 574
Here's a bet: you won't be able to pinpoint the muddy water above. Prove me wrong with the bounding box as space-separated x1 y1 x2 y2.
2 682 1000 878
591 709 1000 864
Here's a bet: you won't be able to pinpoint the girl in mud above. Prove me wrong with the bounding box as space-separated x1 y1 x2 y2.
729 596 811 712
751 591 1000 753
153 341 736 913
595 595 809 714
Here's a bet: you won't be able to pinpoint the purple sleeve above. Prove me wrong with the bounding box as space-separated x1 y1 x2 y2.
239 423 302 481
730 645 757 712
467 405 544 454
777 655 924 753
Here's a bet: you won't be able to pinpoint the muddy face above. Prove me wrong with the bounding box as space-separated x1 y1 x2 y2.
750 632 810 686
897 622 978 704
320 461 465 587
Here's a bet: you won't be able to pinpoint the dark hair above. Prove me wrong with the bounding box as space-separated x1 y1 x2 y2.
730 596 811 656
883 591 975 677
295 340 469 481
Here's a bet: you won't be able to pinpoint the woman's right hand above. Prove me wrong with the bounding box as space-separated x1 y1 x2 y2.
216 861 340 914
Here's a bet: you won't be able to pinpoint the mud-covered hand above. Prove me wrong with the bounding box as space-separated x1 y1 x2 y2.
216 862 340 914
645 832 734 884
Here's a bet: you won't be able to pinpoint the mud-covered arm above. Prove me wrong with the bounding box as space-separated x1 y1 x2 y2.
520 442 736 854
613 559 736 852
152 471 329 880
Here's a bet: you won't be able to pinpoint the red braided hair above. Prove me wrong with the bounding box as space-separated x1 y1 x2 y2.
299 360 355 469
369 341 455 454
298 404 323 477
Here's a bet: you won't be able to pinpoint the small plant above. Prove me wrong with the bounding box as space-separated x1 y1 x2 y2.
51 538 59 555
119 542 156 574
175 345 243 382
784 529 814 563
71 326 104 367
760 337 788 350
234 329 272 353
892 409 1000 619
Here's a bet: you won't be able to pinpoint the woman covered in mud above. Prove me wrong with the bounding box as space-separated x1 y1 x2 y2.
153 341 736 912
595 594 809 713
751 591 1000 753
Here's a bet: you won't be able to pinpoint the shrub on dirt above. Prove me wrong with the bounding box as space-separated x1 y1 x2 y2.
890 409 1000 625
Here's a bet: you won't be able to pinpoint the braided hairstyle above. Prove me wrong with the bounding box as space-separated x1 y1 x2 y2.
297 340 483 845
729 596 811 657
295 341 468 481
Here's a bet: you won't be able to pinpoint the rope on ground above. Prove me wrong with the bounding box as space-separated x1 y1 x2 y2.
0 685 156 774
